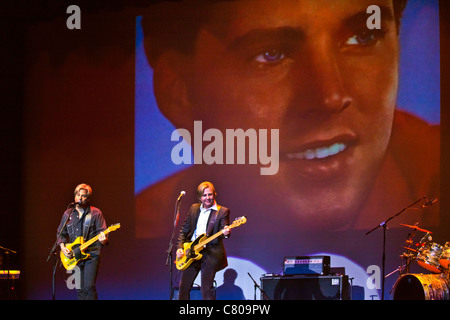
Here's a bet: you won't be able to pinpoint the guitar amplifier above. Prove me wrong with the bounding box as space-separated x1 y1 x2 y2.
260 275 349 300
283 256 330 275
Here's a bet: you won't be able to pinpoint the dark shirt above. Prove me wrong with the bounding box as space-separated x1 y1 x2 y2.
56 205 107 257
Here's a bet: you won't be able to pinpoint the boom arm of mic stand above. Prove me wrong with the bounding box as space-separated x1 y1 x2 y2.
0 246 17 254
365 197 425 236
365 196 425 300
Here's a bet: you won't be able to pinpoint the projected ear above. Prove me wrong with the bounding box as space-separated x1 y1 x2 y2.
152 51 193 129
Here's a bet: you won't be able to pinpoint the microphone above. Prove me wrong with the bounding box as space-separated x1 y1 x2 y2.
68 201 79 207
173 191 186 227
177 191 186 201
422 198 438 208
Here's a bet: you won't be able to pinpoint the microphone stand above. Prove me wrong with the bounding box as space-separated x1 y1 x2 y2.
248 273 270 300
166 195 183 300
46 203 73 300
365 196 425 300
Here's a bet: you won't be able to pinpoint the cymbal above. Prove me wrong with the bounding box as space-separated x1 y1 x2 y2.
400 224 432 233
403 246 418 252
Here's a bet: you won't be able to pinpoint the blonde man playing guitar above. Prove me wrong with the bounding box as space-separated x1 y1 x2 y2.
56 183 108 300
176 181 231 300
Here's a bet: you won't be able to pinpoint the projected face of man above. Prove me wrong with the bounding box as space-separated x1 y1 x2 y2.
159 0 399 229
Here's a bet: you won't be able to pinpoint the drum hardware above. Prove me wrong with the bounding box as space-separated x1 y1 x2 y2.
396 223 424 276
385 250 416 279
391 222 450 299
416 241 443 274
400 224 432 234
439 242 450 269
365 197 428 300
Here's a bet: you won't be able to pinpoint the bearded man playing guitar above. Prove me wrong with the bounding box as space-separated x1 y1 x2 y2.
176 181 231 300
56 183 108 300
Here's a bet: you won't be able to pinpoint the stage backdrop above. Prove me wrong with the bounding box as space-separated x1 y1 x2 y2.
16 0 447 300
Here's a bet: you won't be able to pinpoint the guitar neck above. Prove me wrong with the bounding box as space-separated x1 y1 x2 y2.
193 228 230 251
191 217 246 252
80 228 111 251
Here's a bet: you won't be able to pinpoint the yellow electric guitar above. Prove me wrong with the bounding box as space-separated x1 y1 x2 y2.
175 216 247 271
60 223 120 270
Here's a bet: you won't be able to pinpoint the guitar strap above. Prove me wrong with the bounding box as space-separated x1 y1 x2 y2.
82 207 92 242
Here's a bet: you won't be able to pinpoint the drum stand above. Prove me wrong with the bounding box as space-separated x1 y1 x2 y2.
396 229 421 276
386 252 415 279
366 197 425 300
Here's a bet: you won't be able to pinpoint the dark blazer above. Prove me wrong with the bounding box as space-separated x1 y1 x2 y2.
177 203 230 271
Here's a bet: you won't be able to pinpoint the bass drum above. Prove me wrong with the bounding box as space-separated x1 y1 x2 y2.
393 274 450 300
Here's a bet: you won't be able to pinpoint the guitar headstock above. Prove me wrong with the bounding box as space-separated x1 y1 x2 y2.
230 216 247 229
108 223 121 232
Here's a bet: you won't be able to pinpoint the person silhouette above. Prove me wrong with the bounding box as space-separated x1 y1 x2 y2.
216 269 246 300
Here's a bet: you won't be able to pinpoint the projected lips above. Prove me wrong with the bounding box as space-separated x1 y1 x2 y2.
286 142 346 160
281 134 358 180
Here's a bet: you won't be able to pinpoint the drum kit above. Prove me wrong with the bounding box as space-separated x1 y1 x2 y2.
391 224 450 300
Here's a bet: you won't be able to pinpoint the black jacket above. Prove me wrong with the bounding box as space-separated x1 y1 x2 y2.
177 203 230 271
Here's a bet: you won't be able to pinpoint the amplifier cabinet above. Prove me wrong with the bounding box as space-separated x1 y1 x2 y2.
260 275 349 300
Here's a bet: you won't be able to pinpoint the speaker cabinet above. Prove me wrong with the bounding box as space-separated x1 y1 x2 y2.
260 275 349 300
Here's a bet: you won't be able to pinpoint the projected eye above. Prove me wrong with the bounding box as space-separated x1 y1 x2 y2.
254 49 286 64
342 28 387 47
345 32 375 46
